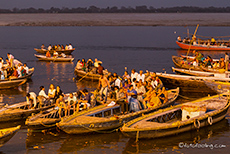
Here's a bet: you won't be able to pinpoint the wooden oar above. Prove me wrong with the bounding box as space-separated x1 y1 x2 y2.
186 24 199 56
78 68 96 82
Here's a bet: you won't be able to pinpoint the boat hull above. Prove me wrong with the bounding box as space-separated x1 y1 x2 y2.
0 79 27 89
0 102 55 122
0 125 21 147
176 41 230 51
74 69 101 81
34 54 74 62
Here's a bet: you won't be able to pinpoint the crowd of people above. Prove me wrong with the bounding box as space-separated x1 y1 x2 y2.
26 68 168 117
182 51 229 71
26 84 92 118
41 43 73 51
177 35 230 47
0 53 29 80
96 70 168 113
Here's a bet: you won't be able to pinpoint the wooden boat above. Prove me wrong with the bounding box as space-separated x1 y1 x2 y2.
176 41 230 51
156 72 219 96
0 67 34 89
172 55 203 71
0 78 27 89
34 54 74 62
34 48 75 55
121 94 230 139
0 101 55 122
172 67 215 77
0 125 21 147
57 88 179 134
25 107 75 130
74 69 109 81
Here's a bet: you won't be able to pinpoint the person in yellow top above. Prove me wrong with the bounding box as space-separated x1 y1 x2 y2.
65 44 69 50
147 91 161 108
56 94 67 118
211 37 216 45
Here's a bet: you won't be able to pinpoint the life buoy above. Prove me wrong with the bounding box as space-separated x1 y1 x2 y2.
218 85 222 90
208 117 213 125
194 119 200 129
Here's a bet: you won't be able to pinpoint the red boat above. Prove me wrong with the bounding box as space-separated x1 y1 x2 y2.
176 41 230 51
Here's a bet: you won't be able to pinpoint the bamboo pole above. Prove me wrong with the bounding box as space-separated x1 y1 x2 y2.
186 24 199 56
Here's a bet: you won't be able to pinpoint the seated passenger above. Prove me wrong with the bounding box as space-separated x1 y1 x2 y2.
157 88 167 104
87 58 94 72
48 84 56 103
38 86 49 106
68 43 73 50
129 95 141 112
61 52 66 58
47 44 52 50
41 44 45 49
67 93 77 115
53 50 59 58
0 68 5 80
97 63 104 75
75 59 82 70
94 58 102 68
23 63 29 74
177 36 182 42
79 89 92 109
81 58 86 72
146 91 161 108
46 50 51 57
116 87 128 114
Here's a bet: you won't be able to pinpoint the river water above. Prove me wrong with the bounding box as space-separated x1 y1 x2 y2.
0 21 229 153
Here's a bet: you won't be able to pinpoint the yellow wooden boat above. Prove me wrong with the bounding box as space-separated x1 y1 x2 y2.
121 94 230 139
57 88 179 134
0 125 21 147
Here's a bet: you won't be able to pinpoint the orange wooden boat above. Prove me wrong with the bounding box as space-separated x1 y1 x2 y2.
176 41 230 51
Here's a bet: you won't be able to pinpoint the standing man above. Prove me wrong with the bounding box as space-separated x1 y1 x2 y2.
225 53 229 71
98 74 110 103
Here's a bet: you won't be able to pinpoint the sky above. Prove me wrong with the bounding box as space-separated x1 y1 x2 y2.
0 0 229 9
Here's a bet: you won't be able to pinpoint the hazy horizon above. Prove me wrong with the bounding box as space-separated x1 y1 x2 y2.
0 0 229 9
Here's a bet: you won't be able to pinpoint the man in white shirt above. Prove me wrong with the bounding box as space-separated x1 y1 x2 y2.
137 70 145 82
26 92 37 109
131 69 138 82
38 86 49 107
114 73 121 88
47 44 52 50
68 43 73 50
94 58 102 68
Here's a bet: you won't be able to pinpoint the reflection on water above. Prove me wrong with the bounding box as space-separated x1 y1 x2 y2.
0 82 30 104
24 118 229 153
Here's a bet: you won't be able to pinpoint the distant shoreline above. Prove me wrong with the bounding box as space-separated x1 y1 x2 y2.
1 13 230 27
